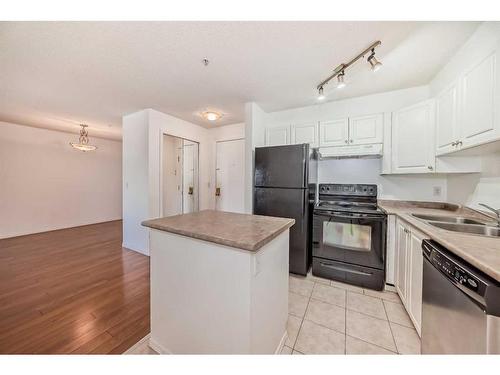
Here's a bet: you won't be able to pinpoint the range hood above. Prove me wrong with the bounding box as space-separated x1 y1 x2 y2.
317 143 383 160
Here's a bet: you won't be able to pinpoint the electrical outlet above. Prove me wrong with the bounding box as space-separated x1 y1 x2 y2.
433 186 442 197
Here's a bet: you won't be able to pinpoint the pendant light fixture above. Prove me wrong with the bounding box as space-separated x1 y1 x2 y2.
70 124 97 152
316 40 382 96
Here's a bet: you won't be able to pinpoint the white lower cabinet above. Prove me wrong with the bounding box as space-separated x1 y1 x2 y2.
394 218 425 336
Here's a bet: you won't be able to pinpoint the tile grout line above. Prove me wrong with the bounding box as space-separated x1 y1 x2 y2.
382 300 399 354
344 286 347 354
291 281 314 351
345 333 398 354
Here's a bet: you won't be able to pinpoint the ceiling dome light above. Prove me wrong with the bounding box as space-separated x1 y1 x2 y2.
317 86 325 101
368 49 382 72
336 71 346 89
70 124 97 152
202 111 222 121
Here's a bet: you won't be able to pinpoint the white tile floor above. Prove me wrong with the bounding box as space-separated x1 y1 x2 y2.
126 272 421 355
283 272 421 355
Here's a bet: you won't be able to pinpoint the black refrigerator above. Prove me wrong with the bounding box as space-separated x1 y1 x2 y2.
253 144 317 276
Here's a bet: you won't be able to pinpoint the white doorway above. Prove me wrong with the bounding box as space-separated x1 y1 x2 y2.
215 138 245 213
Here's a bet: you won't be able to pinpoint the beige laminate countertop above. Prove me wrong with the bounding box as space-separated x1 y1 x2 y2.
142 210 295 252
378 200 500 282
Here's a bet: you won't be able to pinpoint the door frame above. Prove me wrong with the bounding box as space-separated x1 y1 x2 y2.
159 132 200 217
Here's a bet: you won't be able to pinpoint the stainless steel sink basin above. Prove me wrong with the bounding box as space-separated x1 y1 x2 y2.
411 213 485 225
429 222 500 237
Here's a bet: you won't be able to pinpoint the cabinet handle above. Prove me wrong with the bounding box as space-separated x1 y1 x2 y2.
345 140 349 144
451 141 457 146
427 165 434 170
457 140 463 147
350 139 353 143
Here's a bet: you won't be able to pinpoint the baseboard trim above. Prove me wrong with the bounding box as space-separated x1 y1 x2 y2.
148 337 171 354
122 243 150 256
123 333 152 354
274 331 288 354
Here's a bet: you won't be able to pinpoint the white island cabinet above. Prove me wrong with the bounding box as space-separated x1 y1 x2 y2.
142 210 294 354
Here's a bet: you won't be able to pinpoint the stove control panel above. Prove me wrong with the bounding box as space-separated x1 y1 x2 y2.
319 184 377 197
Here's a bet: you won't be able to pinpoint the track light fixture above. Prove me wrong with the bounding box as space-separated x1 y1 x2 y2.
368 49 383 72
336 71 346 89
317 86 325 101
316 40 382 96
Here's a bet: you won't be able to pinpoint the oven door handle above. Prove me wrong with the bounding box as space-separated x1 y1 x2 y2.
315 212 386 221
319 262 373 276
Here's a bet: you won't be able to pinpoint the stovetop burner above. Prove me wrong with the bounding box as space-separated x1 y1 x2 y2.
315 183 385 215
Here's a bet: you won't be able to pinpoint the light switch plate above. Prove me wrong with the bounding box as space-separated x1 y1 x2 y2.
433 186 442 197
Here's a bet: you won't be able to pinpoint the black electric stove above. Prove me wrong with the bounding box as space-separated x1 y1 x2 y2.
312 184 387 290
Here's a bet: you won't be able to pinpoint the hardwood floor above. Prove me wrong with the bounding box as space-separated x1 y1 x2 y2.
0 220 150 354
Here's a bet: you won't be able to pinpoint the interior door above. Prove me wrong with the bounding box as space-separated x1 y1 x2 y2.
215 139 245 213
183 143 195 213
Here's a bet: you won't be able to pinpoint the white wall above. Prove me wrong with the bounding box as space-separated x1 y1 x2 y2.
123 109 214 255
430 22 500 210
122 110 150 253
319 158 447 201
0 121 122 239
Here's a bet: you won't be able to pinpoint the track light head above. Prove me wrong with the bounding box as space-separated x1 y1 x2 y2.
336 71 346 89
368 49 382 72
317 86 325 101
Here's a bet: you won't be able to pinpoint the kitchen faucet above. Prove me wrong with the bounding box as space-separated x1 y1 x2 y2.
479 203 500 227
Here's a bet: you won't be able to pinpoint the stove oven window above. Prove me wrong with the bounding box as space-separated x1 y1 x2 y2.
323 222 372 252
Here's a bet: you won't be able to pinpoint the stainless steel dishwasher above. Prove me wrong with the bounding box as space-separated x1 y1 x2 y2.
421 239 500 354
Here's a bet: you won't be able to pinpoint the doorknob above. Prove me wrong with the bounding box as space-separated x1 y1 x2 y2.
215 187 221 196
188 186 194 195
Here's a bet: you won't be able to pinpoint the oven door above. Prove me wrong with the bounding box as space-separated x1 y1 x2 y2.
313 211 386 270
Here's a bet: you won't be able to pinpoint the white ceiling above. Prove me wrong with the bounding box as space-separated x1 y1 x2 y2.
0 21 480 140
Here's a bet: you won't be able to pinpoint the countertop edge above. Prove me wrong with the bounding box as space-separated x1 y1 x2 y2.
142 218 295 252
379 202 500 282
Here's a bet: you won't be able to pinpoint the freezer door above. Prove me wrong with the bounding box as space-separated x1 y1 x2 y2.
254 187 309 275
254 144 309 188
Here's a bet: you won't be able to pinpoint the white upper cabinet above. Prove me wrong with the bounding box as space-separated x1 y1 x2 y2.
290 122 318 147
392 100 436 174
349 113 384 145
319 119 349 147
435 81 459 155
264 126 289 146
460 51 497 147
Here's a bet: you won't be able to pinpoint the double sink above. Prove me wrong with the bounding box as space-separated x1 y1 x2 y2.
411 213 500 238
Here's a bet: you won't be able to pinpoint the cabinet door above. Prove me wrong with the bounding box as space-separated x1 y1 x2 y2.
395 220 409 304
460 51 497 147
291 122 318 147
349 113 383 145
436 82 459 155
319 119 349 147
392 100 436 174
408 229 424 336
265 126 289 146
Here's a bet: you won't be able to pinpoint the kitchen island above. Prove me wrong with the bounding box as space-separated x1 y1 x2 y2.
142 210 295 354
